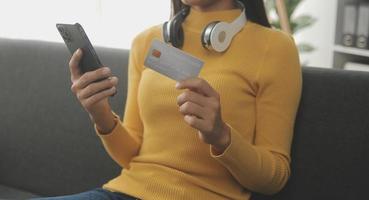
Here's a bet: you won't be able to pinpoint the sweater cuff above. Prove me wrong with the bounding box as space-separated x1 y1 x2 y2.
94 111 122 137
94 111 140 168
210 123 253 164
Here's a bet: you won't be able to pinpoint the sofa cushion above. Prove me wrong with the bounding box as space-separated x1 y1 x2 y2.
0 38 128 196
0 185 40 199
2 38 369 200
253 67 369 200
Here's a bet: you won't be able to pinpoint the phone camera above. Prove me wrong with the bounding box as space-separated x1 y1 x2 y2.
58 26 71 42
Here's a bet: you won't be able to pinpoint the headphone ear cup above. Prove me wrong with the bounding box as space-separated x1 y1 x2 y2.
176 26 184 48
201 21 220 50
206 22 232 52
170 21 184 48
162 7 189 48
163 21 170 43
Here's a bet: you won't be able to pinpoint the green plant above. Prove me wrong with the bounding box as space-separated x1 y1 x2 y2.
265 0 316 53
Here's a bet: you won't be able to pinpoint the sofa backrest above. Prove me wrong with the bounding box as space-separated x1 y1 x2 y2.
254 67 369 200
1 38 369 199
0 38 128 196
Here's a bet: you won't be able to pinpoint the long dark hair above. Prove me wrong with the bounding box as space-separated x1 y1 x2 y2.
171 0 271 28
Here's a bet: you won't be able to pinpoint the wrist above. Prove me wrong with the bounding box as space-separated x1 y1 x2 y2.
212 122 231 154
89 104 117 135
95 114 117 135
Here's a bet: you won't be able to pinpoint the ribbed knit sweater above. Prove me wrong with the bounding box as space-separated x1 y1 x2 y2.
94 7 302 200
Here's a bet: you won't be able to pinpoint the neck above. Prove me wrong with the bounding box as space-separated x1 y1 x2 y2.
191 0 237 12
183 4 243 31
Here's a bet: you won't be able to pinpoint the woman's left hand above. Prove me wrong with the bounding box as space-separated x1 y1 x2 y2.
176 78 231 153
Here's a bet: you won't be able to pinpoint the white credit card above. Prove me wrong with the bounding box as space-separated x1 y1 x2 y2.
144 39 204 81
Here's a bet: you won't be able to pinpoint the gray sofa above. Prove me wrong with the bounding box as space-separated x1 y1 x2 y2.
0 38 368 200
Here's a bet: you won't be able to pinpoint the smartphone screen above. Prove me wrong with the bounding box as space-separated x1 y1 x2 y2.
56 23 102 73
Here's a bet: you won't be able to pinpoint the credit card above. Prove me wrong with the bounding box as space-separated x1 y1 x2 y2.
144 39 204 81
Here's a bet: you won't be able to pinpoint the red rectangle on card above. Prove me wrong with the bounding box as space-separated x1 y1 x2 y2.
152 49 161 58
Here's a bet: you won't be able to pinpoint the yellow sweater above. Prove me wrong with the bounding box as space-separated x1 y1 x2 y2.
95 8 302 200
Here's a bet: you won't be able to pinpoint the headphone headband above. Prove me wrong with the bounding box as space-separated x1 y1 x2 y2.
163 1 247 52
230 1 247 36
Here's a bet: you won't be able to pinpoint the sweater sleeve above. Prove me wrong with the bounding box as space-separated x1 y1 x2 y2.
94 36 144 169
210 32 302 195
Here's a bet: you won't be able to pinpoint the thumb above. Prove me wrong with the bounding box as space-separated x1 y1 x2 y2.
69 48 83 82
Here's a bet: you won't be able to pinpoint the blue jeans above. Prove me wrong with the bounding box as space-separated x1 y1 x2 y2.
29 188 139 200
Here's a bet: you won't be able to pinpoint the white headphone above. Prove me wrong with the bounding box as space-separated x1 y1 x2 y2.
163 0 247 52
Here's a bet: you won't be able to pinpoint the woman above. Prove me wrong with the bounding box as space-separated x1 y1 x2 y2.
35 0 302 199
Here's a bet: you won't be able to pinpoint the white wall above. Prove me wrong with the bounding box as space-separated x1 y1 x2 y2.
0 0 337 68
0 0 170 49
293 0 337 68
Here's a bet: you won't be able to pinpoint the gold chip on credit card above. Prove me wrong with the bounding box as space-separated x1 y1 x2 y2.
152 49 161 58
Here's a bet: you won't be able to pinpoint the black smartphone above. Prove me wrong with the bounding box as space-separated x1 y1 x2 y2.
56 23 102 73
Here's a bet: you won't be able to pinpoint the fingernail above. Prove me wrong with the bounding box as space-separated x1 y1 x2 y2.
175 82 180 88
110 77 117 83
103 67 110 74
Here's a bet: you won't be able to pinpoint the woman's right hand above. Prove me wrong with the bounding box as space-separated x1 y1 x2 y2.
68 48 119 134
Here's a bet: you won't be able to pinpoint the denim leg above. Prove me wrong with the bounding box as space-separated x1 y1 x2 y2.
29 188 122 200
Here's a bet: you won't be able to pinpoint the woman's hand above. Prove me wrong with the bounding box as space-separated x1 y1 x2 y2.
176 78 231 153
69 48 118 134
